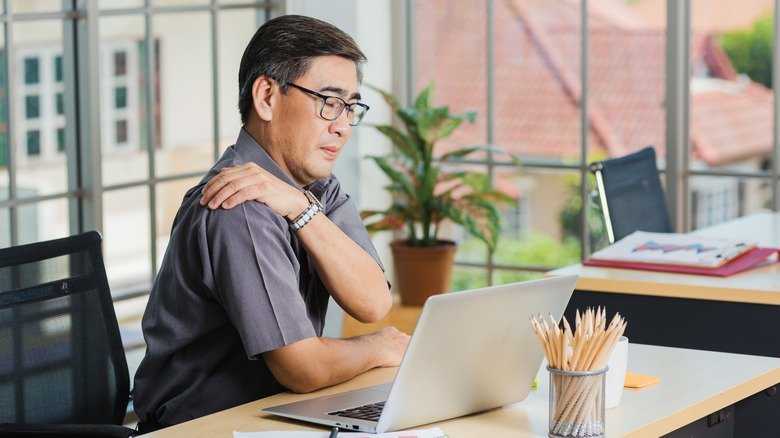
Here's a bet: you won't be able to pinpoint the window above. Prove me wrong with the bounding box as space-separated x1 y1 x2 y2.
115 119 128 144
114 86 127 109
15 46 66 164
23 57 39 84
114 50 126 76
411 0 778 287
100 42 141 153
26 130 40 156
0 3 273 399
54 55 63 82
25 95 40 119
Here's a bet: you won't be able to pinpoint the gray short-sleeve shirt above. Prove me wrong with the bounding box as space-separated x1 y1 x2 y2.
132 129 385 426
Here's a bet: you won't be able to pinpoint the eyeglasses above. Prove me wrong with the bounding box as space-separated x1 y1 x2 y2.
285 82 370 126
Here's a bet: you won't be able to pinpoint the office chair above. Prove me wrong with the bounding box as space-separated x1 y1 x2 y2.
0 231 137 437
590 146 673 243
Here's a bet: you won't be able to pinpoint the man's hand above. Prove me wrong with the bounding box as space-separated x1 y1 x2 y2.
364 327 411 367
200 163 308 220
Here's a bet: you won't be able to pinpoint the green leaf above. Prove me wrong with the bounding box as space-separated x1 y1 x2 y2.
366 84 400 113
414 82 435 110
375 125 420 164
367 155 417 200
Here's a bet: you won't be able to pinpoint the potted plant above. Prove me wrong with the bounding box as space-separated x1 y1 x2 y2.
361 83 518 305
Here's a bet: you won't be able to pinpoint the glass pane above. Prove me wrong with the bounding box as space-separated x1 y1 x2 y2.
103 187 152 296
26 130 40 156
494 0 582 162
153 0 208 5
99 15 149 186
10 1 62 12
17 197 68 244
13 20 67 198
23 57 39 84
690 0 774 177
154 12 214 177
114 86 127 109
24 95 39 118
54 55 62 82
415 0 488 151
689 175 771 230
588 1 666 160
55 92 63 115
154 176 199 270
0 208 9 247
492 269 544 286
451 265 488 292
98 0 143 9
493 168 584 268
56 127 64 151
114 50 127 76
218 9 265 152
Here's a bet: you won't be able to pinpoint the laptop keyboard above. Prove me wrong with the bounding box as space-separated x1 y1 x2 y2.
328 401 385 422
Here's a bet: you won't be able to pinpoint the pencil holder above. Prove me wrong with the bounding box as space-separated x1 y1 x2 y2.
547 366 607 438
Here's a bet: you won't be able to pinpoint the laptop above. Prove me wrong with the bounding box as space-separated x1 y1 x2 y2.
263 275 577 433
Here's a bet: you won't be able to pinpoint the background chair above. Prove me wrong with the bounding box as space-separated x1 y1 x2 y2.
590 146 673 243
0 231 137 437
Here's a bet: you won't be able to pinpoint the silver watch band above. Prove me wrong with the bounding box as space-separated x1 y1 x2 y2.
289 190 323 231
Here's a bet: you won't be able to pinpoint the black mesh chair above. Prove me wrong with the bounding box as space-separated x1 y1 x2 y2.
0 231 137 437
590 146 673 243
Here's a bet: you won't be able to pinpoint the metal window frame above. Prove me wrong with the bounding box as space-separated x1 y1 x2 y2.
1 0 275 300
403 0 780 280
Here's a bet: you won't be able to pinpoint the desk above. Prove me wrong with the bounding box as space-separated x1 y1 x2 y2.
139 344 780 437
550 212 780 357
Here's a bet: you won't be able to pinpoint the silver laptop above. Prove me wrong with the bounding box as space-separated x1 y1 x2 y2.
263 275 577 433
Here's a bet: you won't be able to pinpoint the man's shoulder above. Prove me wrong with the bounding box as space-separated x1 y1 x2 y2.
204 200 288 238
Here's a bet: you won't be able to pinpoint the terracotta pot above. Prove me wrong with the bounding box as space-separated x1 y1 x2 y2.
390 240 458 306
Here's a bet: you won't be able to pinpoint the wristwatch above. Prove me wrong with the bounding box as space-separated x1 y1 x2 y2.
289 190 324 231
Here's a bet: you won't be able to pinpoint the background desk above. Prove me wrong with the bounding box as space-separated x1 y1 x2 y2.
550 212 780 358
139 344 780 437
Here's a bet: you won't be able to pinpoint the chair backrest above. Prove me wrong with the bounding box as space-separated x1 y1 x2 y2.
590 146 673 243
0 231 130 425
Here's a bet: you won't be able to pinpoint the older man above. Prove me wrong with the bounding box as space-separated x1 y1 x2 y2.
133 15 409 431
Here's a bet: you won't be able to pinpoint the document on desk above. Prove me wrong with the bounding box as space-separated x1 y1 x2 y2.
589 231 755 268
233 427 445 438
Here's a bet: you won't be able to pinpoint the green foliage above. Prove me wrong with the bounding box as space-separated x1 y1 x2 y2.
362 83 519 251
720 14 773 88
451 232 581 291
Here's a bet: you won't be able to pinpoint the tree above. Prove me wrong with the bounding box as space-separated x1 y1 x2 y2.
720 14 773 89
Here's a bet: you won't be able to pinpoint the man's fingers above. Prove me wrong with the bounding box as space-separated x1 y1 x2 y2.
201 167 261 206
220 186 261 210
206 175 266 209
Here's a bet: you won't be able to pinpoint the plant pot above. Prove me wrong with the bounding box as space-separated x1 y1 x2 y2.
390 240 458 306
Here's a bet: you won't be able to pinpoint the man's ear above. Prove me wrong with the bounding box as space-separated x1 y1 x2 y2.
252 76 276 122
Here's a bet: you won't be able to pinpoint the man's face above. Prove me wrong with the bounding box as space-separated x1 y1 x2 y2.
268 56 360 186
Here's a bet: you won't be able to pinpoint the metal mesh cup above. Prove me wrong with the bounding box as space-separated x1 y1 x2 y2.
547 366 607 438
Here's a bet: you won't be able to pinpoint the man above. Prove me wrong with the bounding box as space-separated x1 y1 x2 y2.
133 15 409 432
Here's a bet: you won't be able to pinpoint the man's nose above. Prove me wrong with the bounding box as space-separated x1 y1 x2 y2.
329 110 352 136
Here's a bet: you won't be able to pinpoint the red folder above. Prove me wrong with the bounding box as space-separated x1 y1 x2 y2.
582 247 780 277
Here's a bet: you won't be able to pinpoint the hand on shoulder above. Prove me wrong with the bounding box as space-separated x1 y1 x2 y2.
200 162 308 219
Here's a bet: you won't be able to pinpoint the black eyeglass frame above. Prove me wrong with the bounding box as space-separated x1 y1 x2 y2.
285 82 370 126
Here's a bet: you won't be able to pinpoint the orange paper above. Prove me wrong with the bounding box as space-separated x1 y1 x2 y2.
624 371 660 389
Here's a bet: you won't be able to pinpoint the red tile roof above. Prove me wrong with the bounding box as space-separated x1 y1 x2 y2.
413 0 773 167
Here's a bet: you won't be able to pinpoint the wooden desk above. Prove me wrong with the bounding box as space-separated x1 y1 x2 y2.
341 305 422 337
550 212 780 358
138 344 780 437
